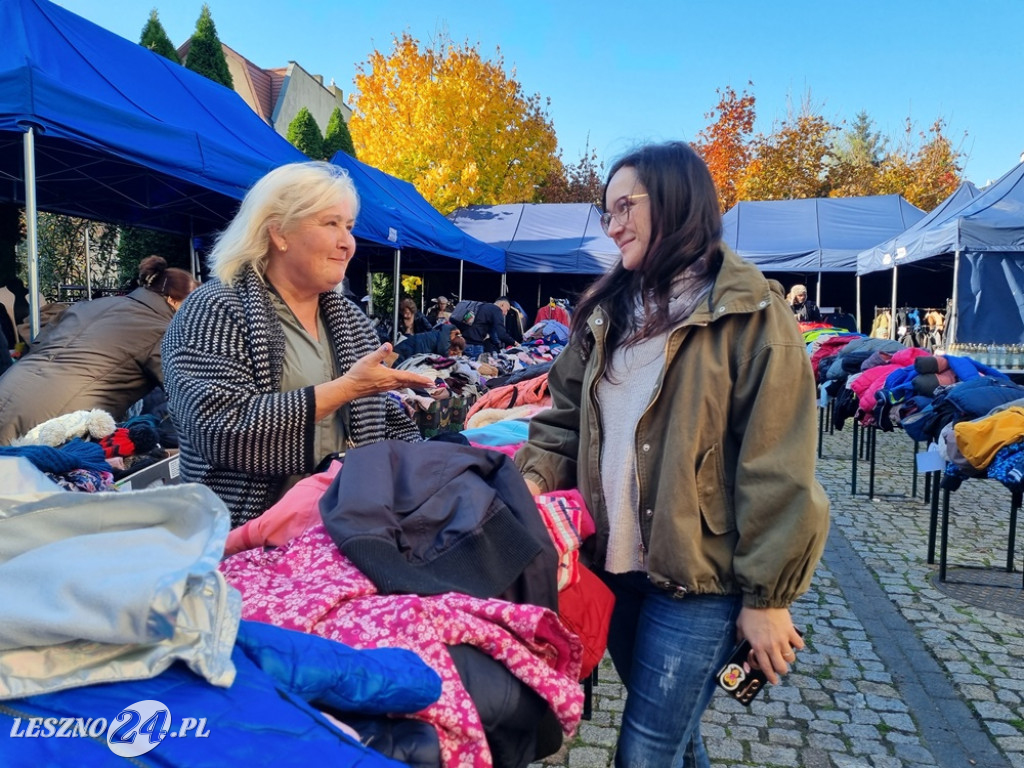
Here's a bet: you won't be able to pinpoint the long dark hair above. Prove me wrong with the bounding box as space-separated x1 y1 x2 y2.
572 141 723 354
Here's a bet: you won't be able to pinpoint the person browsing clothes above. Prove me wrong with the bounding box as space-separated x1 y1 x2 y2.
787 283 821 322
0 256 197 445
162 162 434 527
515 142 829 767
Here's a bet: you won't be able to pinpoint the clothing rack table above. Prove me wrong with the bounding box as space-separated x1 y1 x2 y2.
931 478 1024 587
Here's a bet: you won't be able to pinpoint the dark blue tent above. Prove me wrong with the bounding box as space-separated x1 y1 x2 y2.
0 0 307 236
857 182 981 275
448 203 619 274
329 152 505 273
0 0 504 336
721 195 925 273
854 163 1024 344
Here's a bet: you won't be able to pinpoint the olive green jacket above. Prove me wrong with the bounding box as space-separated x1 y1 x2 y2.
516 246 829 608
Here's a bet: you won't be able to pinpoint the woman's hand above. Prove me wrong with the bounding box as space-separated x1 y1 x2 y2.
315 344 434 421
343 344 435 397
735 606 804 685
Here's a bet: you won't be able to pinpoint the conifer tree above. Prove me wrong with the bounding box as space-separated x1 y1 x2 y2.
184 4 233 88
286 107 324 160
323 107 356 160
139 9 180 63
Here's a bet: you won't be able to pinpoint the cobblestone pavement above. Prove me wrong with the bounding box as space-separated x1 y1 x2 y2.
532 422 1024 768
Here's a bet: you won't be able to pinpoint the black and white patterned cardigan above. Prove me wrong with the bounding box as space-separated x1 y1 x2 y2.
161 266 421 526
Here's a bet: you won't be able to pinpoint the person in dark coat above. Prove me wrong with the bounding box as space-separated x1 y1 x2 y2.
399 298 432 336
393 323 462 363
452 300 516 356
787 284 821 322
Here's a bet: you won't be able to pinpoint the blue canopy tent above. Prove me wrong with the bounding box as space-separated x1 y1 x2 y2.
0 0 503 338
327 151 505 338
721 194 925 329
448 203 619 275
855 182 980 339
859 163 1024 345
0 0 311 335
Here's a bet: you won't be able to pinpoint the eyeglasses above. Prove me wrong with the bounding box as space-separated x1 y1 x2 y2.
600 193 648 235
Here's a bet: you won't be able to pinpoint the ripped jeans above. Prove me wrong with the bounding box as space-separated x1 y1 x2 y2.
599 570 742 768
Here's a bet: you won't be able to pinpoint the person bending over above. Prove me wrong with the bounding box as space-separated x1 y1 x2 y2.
0 256 197 445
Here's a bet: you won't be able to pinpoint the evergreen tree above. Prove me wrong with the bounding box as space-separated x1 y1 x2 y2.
286 107 324 160
323 107 356 160
139 9 180 63
184 4 233 88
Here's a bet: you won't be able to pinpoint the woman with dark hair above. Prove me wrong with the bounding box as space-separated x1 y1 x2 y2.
0 256 198 444
399 297 431 336
516 141 829 766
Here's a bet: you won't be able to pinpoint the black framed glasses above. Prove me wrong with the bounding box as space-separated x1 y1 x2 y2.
600 193 649 235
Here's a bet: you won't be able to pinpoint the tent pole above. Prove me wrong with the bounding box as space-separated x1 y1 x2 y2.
816 272 822 307
855 276 861 333
84 225 93 300
23 127 40 340
458 261 464 302
950 250 961 347
189 219 198 280
365 271 373 316
890 266 898 341
501 272 507 297
392 249 401 345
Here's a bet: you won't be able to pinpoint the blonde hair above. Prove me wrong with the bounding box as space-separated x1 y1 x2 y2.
209 161 359 284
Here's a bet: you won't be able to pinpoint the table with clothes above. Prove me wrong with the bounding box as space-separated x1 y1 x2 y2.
808 324 1024 578
1 438 601 768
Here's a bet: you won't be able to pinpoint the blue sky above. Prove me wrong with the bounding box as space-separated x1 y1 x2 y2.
54 0 1024 189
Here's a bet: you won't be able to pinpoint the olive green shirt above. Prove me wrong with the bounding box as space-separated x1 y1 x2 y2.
270 292 349 493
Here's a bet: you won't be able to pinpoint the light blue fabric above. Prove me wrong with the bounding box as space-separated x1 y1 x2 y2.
0 484 240 699
461 419 530 446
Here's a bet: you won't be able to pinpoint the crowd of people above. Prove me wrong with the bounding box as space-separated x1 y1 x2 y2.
1 148 829 767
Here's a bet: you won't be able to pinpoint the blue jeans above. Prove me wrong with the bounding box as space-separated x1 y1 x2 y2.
464 343 485 359
599 571 742 768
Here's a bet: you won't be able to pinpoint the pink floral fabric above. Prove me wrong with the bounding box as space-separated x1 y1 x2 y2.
220 524 583 768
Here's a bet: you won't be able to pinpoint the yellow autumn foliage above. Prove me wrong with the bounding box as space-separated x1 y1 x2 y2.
350 33 561 213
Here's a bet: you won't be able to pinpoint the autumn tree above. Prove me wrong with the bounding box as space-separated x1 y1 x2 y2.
827 111 886 198
691 84 756 212
877 118 962 211
350 32 561 212
538 143 604 205
184 4 233 89
739 99 836 201
323 107 356 160
286 107 324 160
139 9 180 63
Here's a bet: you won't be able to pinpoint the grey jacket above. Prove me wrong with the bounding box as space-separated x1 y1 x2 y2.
0 483 239 699
516 247 829 608
0 287 172 445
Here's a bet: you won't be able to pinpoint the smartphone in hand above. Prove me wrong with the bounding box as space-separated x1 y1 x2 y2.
715 639 766 705
716 628 803 706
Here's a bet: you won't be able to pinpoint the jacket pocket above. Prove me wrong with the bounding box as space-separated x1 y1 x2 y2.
696 444 735 535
